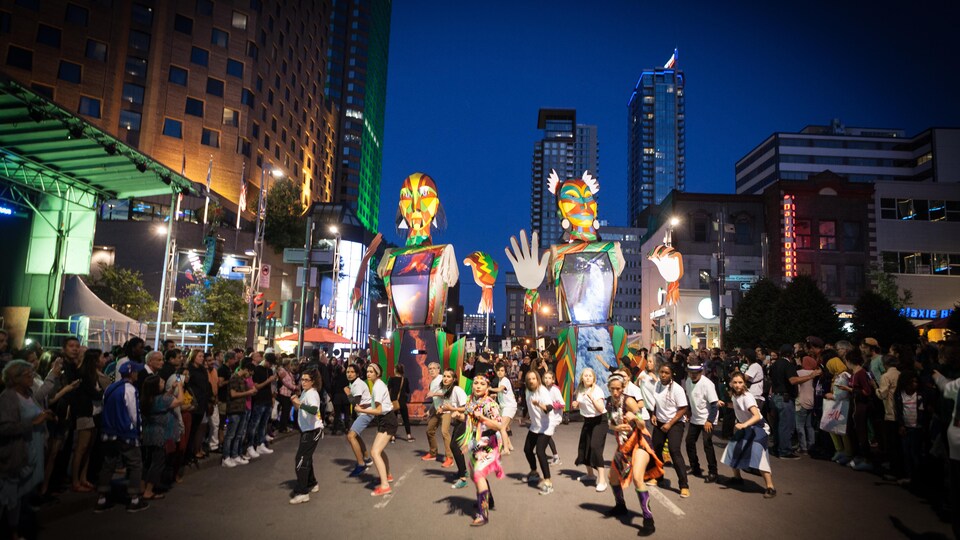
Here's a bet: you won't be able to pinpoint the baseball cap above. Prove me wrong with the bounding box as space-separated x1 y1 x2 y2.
687 360 704 371
863 337 879 348
119 361 140 376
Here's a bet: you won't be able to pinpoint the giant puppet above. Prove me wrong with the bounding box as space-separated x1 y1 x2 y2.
353 172 466 417
504 170 628 406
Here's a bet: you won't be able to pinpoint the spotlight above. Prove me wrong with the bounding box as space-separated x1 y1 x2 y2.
27 108 44 123
160 174 172 185
68 125 84 139
155 225 168 235
104 143 118 155
136 162 147 173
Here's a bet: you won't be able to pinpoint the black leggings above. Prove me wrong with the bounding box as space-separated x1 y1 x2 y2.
450 421 467 478
524 431 551 479
548 437 557 456
651 421 688 489
143 445 165 486
397 398 412 436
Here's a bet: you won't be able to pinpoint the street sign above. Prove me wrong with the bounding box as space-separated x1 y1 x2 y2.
283 248 333 265
726 274 758 283
231 266 253 274
740 282 753 291
296 267 318 287
260 264 271 289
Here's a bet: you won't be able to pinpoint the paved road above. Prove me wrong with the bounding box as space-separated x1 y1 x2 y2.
42 423 951 540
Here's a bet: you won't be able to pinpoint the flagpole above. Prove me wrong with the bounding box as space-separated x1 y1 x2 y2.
236 161 246 229
175 154 185 221
202 156 212 225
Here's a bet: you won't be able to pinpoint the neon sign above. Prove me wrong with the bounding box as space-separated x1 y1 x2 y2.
782 194 797 280
0 206 12 216
899 308 954 319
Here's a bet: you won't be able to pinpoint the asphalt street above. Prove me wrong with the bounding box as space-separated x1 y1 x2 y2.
42 423 952 540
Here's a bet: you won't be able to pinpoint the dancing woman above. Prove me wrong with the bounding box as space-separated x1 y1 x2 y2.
605 374 663 536
721 372 776 498
523 370 559 494
573 368 608 491
462 373 504 526
355 363 397 496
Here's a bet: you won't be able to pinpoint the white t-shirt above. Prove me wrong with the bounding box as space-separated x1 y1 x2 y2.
371 379 393 414
297 388 323 431
429 374 443 410
638 371 658 413
624 381 650 421
745 363 765 400
526 386 552 435
442 386 468 410
498 377 517 409
732 392 769 434
684 376 718 426
652 381 688 424
350 378 372 408
576 385 605 418
546 386 564 431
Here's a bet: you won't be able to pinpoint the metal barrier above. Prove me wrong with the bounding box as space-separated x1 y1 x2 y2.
24 318 214 352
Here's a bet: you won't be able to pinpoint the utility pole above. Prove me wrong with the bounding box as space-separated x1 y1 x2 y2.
297 215 314 358
718 207 727 348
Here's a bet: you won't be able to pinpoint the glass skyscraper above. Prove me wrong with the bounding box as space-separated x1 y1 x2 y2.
627 51 685 225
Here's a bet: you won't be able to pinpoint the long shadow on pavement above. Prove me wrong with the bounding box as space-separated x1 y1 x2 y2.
889 516 952 540
579 502 643 534
435 495 475 517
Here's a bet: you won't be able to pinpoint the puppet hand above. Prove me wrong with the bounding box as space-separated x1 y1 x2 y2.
505 230 548 290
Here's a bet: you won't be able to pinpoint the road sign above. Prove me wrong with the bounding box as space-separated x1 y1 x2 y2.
260 264 271 289
296 267 318 287
740 282 753 291
284 248 333 265
231 266 253 274
726 274 758 283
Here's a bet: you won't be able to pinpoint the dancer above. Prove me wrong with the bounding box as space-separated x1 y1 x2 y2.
388 364 414 442
721 372 777 498
463 373 504 526
649 364 690 498
491 363 517 455
573 368 608 491
524 370 561 494
438 369 469 487
289 369 323 504
355 363 396 496
605 374 663 536
344 364 373 477
684 361 719 483
542 371 564 464
423 362 444 462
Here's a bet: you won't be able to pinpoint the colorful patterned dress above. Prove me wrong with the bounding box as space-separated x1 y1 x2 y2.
463 395 504 483
607 395 663 488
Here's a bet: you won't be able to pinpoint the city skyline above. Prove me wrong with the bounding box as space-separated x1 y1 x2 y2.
377 0 959 316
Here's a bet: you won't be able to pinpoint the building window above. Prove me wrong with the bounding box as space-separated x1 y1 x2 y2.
6 46 33 70
206 77 224 97
162 118 183 138
201 128 220 148
241 88 254 108
184 97 204 117
226 59 244 78
77 96 101 118
844 266 863 298
211 28 229 48
821 264 839 297
246 41 258 60
85 39 107 61
15 0 39 11
0 11 9 34
30 83 53 99
58 61 82 83
125 56 147 77
174 14 193 34
841 222 862 252
130 3 153 26
129 30 150 53
168 65 188 85
191 47 209 66
121 83 144 104
119 110 142 131
795 219 812 249
36 24 62 47
196 0 213 16
232 11 248 29
693 218 708 242
818 220 836 250
65 3 89 26
222 107 239 127
734 220 751 245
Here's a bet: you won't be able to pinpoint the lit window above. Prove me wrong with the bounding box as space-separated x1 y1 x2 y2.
232 11 248 29
125 56 147 77
223 108 239 127
120 110 142 131
201 128 220 148
78 96 101 118
122 83 144 104
162 118 183 139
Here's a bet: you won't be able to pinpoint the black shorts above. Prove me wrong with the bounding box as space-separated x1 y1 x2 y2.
377 411 398 436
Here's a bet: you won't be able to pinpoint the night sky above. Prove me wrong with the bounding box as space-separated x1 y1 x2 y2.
377 0 960 318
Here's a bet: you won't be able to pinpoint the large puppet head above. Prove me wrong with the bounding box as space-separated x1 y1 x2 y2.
548 169 600 243
463 251 499 314
397 172 445 246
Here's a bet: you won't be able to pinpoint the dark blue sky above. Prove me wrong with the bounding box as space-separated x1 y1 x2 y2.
377 0 960 318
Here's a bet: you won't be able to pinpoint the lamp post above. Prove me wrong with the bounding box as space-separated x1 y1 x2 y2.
153 192 178 350
667 216 680 349
533 304 550 350
328 225 341 333
247 165 284 348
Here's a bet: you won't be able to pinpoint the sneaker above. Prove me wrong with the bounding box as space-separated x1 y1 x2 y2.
246 447 260 460
679 488 690 498
289 494 310 505
266 434 275 442
387 474 394 482
778 453 801 460
310 484 320 493
371 486 392 497
364 457 374 466
406 435 416 442
93 499 114 513
645 479 658 487
527 471 541 483
705 473 718 484
236 456 249 465
452 479 468 489
550 455 562 466
257 444 274 455
837 455 852 466
595 483 608 493
222 457 237 468
349 464 367 477
126 499 150 513
763 488 777 499
441 457 454 468
421 453 437 462
539 483 555 495
851 459 873 472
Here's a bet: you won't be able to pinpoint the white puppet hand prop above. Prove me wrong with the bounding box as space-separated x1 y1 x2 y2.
504 230 549 290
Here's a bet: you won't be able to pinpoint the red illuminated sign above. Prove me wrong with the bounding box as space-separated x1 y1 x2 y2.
782 194 797 279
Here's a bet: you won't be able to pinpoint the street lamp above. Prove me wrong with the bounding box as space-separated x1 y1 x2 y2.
248 164 284 348
327 226 341 335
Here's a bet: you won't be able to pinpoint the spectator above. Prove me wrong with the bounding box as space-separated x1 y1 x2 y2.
821 353 853 465
41 337 82 497
222 362 256 468
795 355 818 454
247 352 277 459
741 349 766 414
185 350 212 462
932 340 960 539
842 349 875 472
876 355 902 479
140 374 180 499
94 361 147 513
895 371 926 487
113 337 145 383
70 348 105 492
277 358 297 434
769 345 820 460
204 352 220 453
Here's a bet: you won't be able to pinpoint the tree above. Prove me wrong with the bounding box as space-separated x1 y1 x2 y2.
86 263 157 321
868 264 912 308
726 278 781 348
773 275 845 346
947 302 960 338
177 277 247 350
263 178 306 253
851 291 918 349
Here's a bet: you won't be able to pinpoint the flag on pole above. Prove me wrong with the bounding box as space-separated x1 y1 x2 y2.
236 162 247 230
202 156 213 224
176 153 186 221
257 165 267 221
664 48 678 69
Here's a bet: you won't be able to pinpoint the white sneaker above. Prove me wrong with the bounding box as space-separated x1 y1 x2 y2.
236 456 249 465
257 444 274 455
222 457 237 468
246 447 260 459
289 494 310 505
596 483 608 493
266 435 275 442
310 484 320 493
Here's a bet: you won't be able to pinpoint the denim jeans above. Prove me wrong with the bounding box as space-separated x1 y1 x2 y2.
770 394 796 455
224 412 248 459
795 407 815 452
248 403 271 448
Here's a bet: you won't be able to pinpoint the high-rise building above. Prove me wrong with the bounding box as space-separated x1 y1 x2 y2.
530 108 599 248
627 50 685 225
600 225 645 335
326 0 391 233
735 120 960 195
